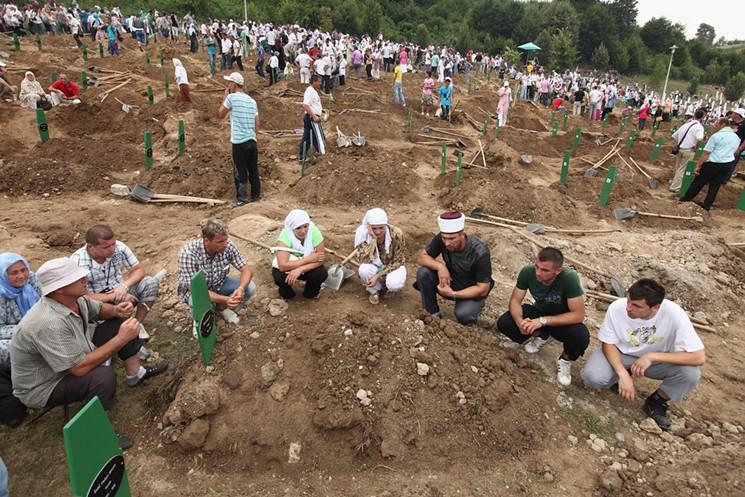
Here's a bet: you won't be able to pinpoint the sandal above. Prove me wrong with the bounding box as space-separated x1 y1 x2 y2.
368 293 380 305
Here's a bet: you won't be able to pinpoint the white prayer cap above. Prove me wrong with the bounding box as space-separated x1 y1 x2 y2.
437 211 465 233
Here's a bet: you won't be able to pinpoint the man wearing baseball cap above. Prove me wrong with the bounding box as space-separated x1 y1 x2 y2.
219 71 260 207
10 258 167 448
414 211 494 325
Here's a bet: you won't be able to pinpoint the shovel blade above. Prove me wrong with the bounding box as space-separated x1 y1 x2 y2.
613 208 636 220
323 265 346 290
470 207 486 219
584 168 599 177
649 178 660 189
130 184 155 202
525 223 545 234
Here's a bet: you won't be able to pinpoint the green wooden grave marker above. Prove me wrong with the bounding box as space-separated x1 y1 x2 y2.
146 85 153 105
562 109 569 131
551 120 559 136
164 74 169 98
626 130 637 150
63 397 131 497
82 45 88 62
145 51 150 66
13 32 20 51
190 271 218 366
651 137 664 162
178 120 185 155
601 114 608 129
573 128 581 150
493 122 500 139
680 161 696 199
560 150 570 184
81 71 87 91
36 33 42 50
598 164 618 206
737 189 745 212
36 108 49 142
98 42 104 58
144 132 153 169
482 116 489 135
51 71 58 84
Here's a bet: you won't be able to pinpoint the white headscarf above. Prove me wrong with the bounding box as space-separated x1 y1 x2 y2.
173 58 188 85
354 208 391 264
283 209 315 256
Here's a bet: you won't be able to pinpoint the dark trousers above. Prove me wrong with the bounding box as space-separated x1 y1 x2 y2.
0 364 27 426
414 267 488 325
231 55 244 71
323 75 331 94
497 304 590 361
272 266 328 299
232 140 260 202
681 161 733 210
441 105 450 121
255 59 265 77
339 75 345 86
298 113 325 158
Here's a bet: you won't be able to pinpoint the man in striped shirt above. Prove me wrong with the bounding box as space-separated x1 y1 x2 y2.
219 72 261 207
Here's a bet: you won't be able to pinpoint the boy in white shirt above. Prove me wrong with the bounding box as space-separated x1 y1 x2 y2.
581 279 705 431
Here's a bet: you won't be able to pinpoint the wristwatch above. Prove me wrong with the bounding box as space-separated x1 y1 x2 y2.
538 317 548 327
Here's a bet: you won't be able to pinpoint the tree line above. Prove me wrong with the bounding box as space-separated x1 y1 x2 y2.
77 0 745 100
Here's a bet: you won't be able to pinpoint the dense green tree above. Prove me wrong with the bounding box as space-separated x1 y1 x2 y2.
724 72 745 101
609 0 638 34
695 23 716 45
591 43 610 70
546 28 579 71
578 3 617 61
639 17 685 54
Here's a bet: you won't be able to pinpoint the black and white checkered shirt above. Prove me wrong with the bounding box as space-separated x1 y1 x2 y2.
177 238 247 302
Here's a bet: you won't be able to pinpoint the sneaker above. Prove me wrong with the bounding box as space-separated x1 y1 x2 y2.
369 293 380 305
220 308 240 324
556 358 572 386
524 336 549 354
128 362 169 387
116 432 134 450
643 392 672 431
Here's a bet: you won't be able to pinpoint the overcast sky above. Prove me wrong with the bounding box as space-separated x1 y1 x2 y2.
636 0 741 41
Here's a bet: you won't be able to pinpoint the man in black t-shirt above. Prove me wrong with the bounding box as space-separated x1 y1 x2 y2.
415 211 494 325
727 107 745 183
573 88 585 116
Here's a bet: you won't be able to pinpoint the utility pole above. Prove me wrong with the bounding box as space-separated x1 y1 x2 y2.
661 44 677 103
244 0 248 24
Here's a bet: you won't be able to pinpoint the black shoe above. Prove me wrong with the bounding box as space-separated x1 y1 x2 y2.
116 432 134 450
610 382 619 393
643 392 672 431
249 196 261 203
128 362 169 387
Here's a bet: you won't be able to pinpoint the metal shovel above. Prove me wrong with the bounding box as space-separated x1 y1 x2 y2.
336 126 352 148
352 132 366 147
613 208 703 223
628 157 660 189
324 249 358 290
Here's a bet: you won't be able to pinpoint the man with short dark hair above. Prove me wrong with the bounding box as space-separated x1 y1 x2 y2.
669 109 705 193
48 73 81 106
581 278 705 431
415 211 493 325
497 247 589 386
219 71 260 207
298 74 326 161
177 218 256 325
11 258 168 448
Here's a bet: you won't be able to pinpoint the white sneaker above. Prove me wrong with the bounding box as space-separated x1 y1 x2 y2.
220 308 240 324
192 322 198 338
524 336 549 354
556 358 573 386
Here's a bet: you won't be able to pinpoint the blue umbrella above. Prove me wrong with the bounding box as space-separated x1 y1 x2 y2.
517 42 541 51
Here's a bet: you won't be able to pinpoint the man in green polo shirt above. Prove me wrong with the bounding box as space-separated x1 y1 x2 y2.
496 247 589 386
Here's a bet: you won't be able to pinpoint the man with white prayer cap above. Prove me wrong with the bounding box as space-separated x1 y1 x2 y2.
414 211 494 325
354 208 407 305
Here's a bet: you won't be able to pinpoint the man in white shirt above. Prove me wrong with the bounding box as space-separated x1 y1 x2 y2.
298 75 325 161
669 109 705 192
581 279 705 431
296 50 312 84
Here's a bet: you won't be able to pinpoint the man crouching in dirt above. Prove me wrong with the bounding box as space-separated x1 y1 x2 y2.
11 258 169 449
414 211 493 325
496 247 590 387
581 278 705 431
177 218 257 326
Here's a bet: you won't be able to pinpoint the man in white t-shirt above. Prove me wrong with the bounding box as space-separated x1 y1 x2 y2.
295 50 312 84
581 279 705 431
298 75 325 161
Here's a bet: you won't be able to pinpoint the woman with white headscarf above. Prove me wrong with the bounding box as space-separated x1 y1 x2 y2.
272 209 327 299
173 58 192 103
354 208 407 305
497 80 512 127
18 72 49 110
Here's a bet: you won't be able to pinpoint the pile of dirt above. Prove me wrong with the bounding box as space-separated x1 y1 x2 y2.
290 145 420 207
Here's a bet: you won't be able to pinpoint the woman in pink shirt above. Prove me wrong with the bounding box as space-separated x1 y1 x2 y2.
421 71 435 116
400 48 408 73
638 100 650 130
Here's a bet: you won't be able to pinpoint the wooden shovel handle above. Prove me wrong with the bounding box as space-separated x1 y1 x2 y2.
636 211 703 221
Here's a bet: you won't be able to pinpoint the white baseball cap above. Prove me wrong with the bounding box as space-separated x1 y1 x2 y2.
733 108 745 118
36 257 89 296
0 61 6 67
223 72 244 86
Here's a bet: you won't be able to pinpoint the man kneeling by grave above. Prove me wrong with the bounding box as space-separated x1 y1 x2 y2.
11 258 168 448
177 218 257 326
497 247 589 386
415 211 493 325
71 225 164 340
581 278 705 431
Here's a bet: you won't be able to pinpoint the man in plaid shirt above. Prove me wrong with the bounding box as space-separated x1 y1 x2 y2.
178 219 256 325
71 225 165 340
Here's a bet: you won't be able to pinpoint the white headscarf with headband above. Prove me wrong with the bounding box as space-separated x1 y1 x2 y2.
283 209 315 256
354 208 391 265
173 58 189 85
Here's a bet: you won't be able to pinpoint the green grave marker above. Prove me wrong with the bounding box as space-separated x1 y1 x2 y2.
550 109 556 123
36 33 41 50
190 271 218 366
573 128 581 150
51 71 58 84
36 108 49 142
680 161 696 199
671 125 678 135
145 51 150 66
694 145 705 160
144 132 153 169
159 48 164 66
441 142 447 176
63 397 131 497
82 45 88 62
146 85 153 105
551 121 559 136
737 189 745 212
178 120 185 155
601 114 608 129
482 116 489 135
651 121 658 138
13 32 20 51
98 42 104 58
164 74 169 97
407 108 412 130
598 164 618 206
626 130 637 150
562 109 569 131
651 137 664 162
81 71 87 91
619 119 626 135
560 150 570 184
493 122 500 139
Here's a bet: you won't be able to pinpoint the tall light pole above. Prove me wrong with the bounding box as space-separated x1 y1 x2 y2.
244 0 248 23
661 44 677 102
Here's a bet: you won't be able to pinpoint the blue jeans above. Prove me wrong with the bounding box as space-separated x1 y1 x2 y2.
208 53 216 75
188 276 257 307
393 82 405 105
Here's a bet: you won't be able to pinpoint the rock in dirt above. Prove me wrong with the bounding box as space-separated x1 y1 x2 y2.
599 470 623 492
686 433 714 448
519 154 533 165
722 422 739 434
267 298 288 317
416 362 431 376
312 406 365 430
269 380 291 401
640 417 663 434
261 362 280 387
164 377 222 425
177 418 211 450
288 442 302 463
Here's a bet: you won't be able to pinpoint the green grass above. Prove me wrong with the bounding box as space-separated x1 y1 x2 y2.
618 75 719 97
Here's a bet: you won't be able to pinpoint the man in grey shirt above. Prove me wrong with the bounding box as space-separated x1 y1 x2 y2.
11 258 167 448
